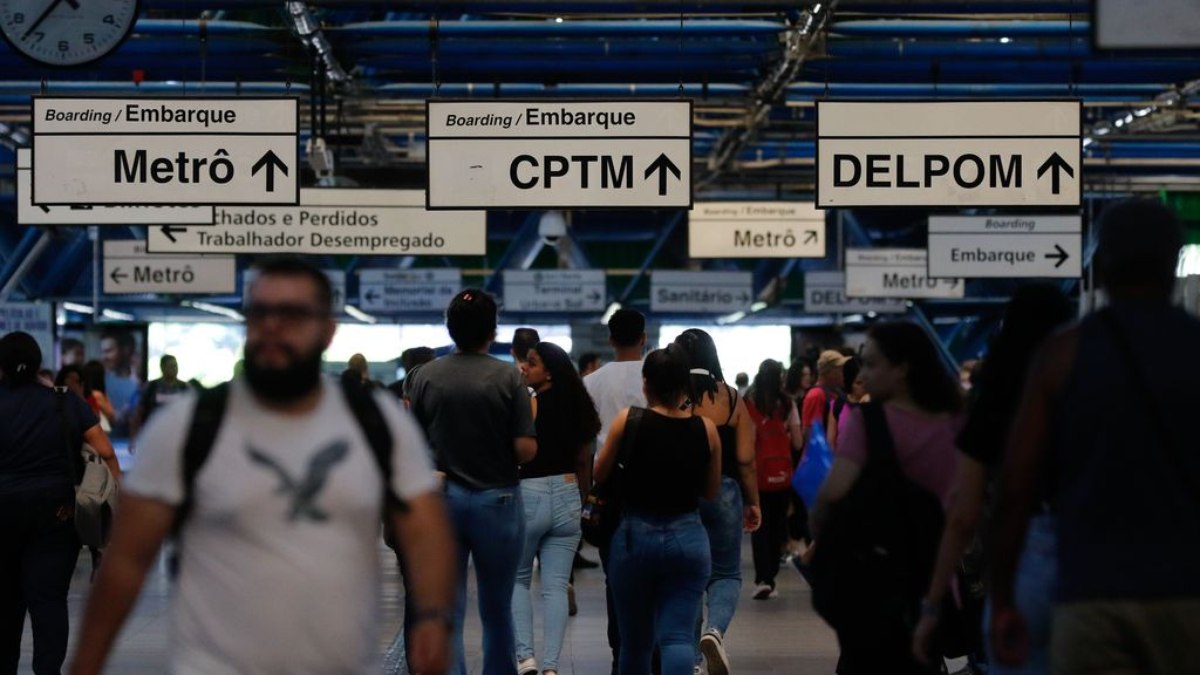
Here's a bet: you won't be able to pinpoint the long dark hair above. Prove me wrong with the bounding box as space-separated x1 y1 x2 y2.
55 364 90 396
867 322 963 415
532 341 601 441
960 285 1073 457
0 331 41 386
82 360 108 395
750 359 790 419
643 344 691 408
673 328 725 404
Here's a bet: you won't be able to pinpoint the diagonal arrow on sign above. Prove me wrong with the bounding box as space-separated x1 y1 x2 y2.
160 225 188 244
1045 243 1070 269
252 150 289 193
1036 152 1075 195
804 230 819 245
644 153 682 197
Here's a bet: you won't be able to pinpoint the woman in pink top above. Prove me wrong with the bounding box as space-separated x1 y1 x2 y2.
811 321 963 674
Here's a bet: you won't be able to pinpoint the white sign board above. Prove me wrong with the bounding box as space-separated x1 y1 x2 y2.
1095 0 1200 49
103 240 235 295
358 269 462 313
817 100 1081 208
243 269 345 314
32 97 299 206
845 249 964 299
427 100 692 209
503 270 606 313
689 202 825 259
651 270 753 313
15 149 213 226
928 215 1082 279
145 189 486 256
0 303 55 364
804 272 907 315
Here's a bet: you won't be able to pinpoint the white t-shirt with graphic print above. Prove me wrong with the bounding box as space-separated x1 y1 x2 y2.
127 377 440 675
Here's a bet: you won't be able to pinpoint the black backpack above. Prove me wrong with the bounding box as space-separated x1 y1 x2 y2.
809 401 945 643
172 379 408 539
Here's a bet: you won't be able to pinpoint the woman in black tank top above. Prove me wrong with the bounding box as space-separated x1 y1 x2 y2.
674 329 762 674
594 346 720 675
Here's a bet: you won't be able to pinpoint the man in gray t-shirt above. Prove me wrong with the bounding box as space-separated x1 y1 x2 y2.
408 289 536 675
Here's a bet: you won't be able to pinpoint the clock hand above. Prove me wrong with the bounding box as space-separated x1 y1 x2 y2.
21 0 67 41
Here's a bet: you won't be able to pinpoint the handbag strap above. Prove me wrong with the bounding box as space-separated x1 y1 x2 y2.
1100 309 1200 506
860 401 899 470
617 406 644 470
54 387 81 485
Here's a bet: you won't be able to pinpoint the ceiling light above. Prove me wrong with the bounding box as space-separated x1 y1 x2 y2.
101 309 135 322
62 302 95 314
600 302 621 324
716 311 747 325
750 301 769 312
345 305 377 324
183 300 245 321
554 16 563 23
999 37 1012 44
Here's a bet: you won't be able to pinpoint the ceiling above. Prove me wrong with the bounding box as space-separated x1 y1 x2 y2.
1 0 1198 359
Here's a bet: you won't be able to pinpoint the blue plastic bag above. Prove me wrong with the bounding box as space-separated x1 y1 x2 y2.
792 419 834 508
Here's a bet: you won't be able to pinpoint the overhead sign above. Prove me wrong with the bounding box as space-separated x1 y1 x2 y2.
15 149 213 226
0 303 54 365
503 270 606 313
845 249 964 299
243 268 345 314
426 99 692 209
32 97 299 206
1095 0 1200 49
145 189 486 256
804 272 907 315
103 240 235 295
927 215 1082 279
358 269 462 313
651 270 753 313
689 202 825 259
817 100 1081 208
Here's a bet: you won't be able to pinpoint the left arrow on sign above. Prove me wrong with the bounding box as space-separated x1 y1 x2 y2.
109 268 127 285
161 225 187 243
252 150 289 193
644 154 682 197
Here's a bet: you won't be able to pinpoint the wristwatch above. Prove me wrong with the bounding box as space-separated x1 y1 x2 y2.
412 608 455 628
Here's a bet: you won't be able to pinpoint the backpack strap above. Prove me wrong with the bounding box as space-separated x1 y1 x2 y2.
174 383 231 536
860 401 899 469
54 387 82 485
340 379 408 514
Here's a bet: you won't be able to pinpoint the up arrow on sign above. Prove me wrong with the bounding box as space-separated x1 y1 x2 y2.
1036 152 1075 195
644 153 682 196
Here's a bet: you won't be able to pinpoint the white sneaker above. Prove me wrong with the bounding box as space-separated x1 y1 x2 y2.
753 583 776 600
699 629 730 675
517 658 538 675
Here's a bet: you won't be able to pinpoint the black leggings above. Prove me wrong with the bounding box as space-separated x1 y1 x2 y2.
751 490 792 587
0 488 80 675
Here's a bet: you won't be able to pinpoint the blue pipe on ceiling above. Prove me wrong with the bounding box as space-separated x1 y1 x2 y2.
340 40 779 58
786 82 1170 97
825 39 1091 59
130 19 279 35
804 59 1200 84
330 20 786 38
831 20 1090 39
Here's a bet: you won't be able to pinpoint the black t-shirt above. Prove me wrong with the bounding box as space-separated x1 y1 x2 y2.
139 378 190 422
620 409 711 517
0 382 99 494
408 353 536 490
522 387 590 479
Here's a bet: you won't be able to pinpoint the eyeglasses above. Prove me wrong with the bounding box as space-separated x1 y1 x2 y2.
244 303 329 325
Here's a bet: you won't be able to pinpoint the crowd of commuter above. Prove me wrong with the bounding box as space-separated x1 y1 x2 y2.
1 199 1198 674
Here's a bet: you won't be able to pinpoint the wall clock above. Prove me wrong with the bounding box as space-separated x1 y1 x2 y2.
0 0 138 67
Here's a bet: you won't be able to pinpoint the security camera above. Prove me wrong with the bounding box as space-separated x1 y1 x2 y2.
539 210 568 246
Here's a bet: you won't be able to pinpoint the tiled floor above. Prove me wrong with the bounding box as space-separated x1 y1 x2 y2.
20 540 844 674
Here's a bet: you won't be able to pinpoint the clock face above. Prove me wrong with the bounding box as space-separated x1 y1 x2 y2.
0 0 138 67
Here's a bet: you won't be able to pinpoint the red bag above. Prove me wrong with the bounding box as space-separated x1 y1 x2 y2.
746 399 794 492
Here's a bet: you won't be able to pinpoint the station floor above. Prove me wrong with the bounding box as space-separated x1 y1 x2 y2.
20 445 957 674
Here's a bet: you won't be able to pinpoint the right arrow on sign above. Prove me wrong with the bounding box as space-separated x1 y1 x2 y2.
1045 243 1070 269
1036 152 1075 195
644 154 682 196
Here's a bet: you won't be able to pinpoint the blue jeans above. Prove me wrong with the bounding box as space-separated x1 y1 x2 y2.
985 513 1057 675
610 511 711 675
513 476 582 672
697 477 743 639
446 481 526 675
